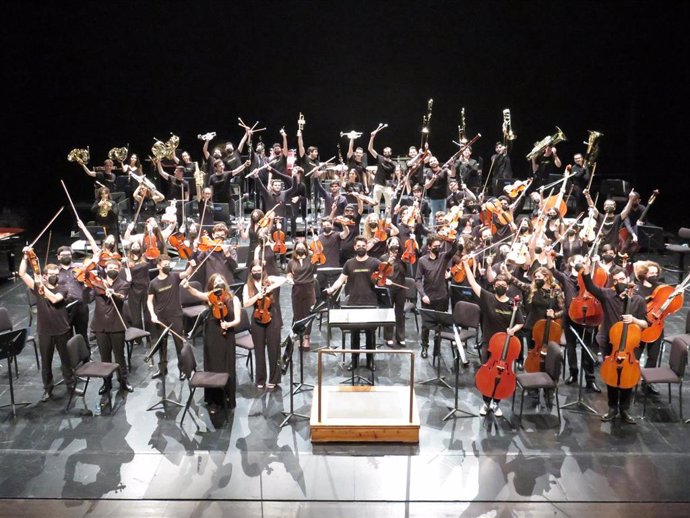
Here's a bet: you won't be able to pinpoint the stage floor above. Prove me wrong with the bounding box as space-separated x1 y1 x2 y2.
1 252 690 517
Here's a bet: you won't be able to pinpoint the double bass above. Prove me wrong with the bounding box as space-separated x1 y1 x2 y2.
525 289 562 373
600 286 642 389
475 296 522 402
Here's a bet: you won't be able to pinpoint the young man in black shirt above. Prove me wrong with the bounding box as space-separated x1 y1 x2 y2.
583 189 636 250
423 157 449 217
19 249 75 402
368 128 396 214
326 236 381 371
147 255 189 380
55 245 91 349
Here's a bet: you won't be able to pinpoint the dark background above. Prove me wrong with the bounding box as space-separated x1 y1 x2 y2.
3 0 688 234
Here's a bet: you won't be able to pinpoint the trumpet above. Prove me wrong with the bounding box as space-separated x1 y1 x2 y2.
67 148 90 166
502 109 516 141
526 126 566 160
340 131 362 139
298 113 305 132
197 132 216 141
108 146 128 162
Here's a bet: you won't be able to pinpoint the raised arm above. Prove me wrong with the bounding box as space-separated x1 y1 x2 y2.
463 257 482 298
368 132 378 159
619 190 637 221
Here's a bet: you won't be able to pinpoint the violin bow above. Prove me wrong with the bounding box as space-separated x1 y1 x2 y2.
30 206 65 248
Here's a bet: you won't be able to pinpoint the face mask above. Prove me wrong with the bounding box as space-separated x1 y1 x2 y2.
567 229 576 236
131 247 141 255
104 242 114 250
535 279 545 289
296 249 306 257
614 282 628 295
356 249 367 257
106 270 119 280
59 257 72 266
252 272 262 281
549 214 558 220
323 228 333 234
534 247 543 255
603 254 615 263
389 246 400 253
431 246 441 255
47 275 58 286
369 222 378 228
494 285 508 296
605 207 614 213
161 266 171 275
646 275 658 284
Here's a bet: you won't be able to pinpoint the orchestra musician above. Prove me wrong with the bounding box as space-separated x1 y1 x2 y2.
55 242 91 349
368 127 396 214
583 188 636 250
286 241 317 349
381 236 408 347
633 260 663 394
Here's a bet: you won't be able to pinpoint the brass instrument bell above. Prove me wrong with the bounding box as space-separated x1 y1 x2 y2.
67 148 90 165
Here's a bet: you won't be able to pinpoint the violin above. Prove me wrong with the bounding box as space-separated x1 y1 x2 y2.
601 286 641 389
640 271 690 343
526 289 562 373
374 218 390 241
401 204 420 227
24 248 45 296
475 296 522 401
168 231 193 260
371 262 394 287
334 215 355 227
503 178 532 199
272 220 287 255
450 256 474 283
258 206 277 229
309 230 326 265
253 247 273 324
98 249 122 267
401 237 418 265
208 286 230 334
143 230 160 260
198 235 226 253
542 165 572 218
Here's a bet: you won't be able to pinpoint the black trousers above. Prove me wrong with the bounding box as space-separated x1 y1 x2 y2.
565 323 595 381
150 319 184 373
95 331 127 384
67 300 89 346
637 337 662 368
350 328 376 362
421 298 449 347
598 333 633 411
383 287 406 344
251 318 282 386
38 331 73 391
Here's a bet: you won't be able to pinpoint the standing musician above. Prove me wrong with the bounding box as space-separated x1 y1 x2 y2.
315 217 349 302
286 242 317 349
570 153 591 213
195 187 216 228
91 253 133 394
423 157 449 216
147 254 190 380
55 242 91 349
124 238 151 332
346 138 370 194
583 188 636 250
463 257 524 417
238 209 265 261
314 175 348 217
155 159 190 202
381 236 408 347
531 145 561 190
490 141 513 196
91 186 119 244
80 159 116 191
242 259 287 390
193 222 239 286
182 274 242 411
633 260 663 394
368 127 396 214
325 236 381 371
581 258 648 423
297 122 319 212
133 184 165 221
560 224 589 267
415 235 456 359
453 145 482 194
19 249 75 402
338 201 364 265
619 192 645 255
252 169 300 235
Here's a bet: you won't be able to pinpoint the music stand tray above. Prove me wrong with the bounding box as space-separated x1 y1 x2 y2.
144 325 183 411
0 329 31 419
418 309 454 390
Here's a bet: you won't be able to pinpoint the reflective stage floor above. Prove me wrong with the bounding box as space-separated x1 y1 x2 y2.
1 256 690 517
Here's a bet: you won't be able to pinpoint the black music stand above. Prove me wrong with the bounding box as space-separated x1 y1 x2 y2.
443 337 478 421
0 329 30 419
418 309 454 390
279 335 310 427
291 312 318 395
561 325 600 416
337 305 379 387
144 325 184 411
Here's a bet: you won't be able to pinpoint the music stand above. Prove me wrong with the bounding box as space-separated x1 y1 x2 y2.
443 336 478 421
291 312 319 395
0 329 30 419
418 309 454 390
336 305 379 387
279 336 310 427
561 325 600 416
144 325 184 411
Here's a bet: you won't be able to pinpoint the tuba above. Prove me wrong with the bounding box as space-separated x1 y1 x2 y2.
67 148 90 166
584 130 603 168
526 126 566 160
502 109 516 141
108 146 128 162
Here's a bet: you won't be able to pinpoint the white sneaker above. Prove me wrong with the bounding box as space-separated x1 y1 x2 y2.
491 403 503 417
479 403 489 416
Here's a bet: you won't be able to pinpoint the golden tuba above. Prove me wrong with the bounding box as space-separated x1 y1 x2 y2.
526 126 566 160
108 146 128 162
67 147 90 165
584 130 603 168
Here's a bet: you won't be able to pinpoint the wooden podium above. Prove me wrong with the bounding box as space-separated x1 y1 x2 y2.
310 349 420 443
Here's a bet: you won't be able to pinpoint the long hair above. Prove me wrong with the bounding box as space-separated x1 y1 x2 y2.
528 266 559 303
245 259 267 299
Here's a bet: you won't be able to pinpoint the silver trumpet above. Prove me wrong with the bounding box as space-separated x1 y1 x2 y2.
340 130 363 139
197 132 216 141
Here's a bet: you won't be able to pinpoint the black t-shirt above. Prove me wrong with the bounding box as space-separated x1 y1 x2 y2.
342 256 380 306
33 285 70 336
478 288 524 345
374 155 395 186
319 231 342 267
288 258 316 284
347 155 368 177
424 167 448 200
92 277 130 333
148 272 183 320
166 178 189 201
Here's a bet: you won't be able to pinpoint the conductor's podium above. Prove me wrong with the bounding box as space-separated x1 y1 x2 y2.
310 349 420 443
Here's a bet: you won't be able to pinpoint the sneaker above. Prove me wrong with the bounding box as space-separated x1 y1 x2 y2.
491 402 503 417
479 403 489 416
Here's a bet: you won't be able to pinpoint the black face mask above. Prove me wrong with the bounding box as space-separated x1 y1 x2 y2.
47 275 58 286
59 257 72 266
535 279 545 289
296 249 306 257
389 246 400 254
646 275 658 284
534 247 543 255
603 254 615 263
605 207 615 214
131 247 141 255
106 270 119 280
614 282 628 295
431 246 441 255
323 228 333 234
161 266 171 275
573 263 584 273
494 285 508 296
369 222 378 228
252 272 262 281
104 242 115 250
356 248 367 258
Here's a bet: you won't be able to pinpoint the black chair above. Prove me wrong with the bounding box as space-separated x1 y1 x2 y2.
512 342 563 426
121 302 151 371
665 227 690 276
65 335 119 414
403 277 419 332
438 301 481 359
0 306 39 372
0 328 30 418
180 280 207 344
640 335 688 421
179 342 229 426
234 308 254 381
660 310 690 367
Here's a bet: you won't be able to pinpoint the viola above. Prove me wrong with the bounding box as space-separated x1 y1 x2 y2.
309 235 326 265
640 272 690 343
168 231 193 260
503 178 532 199
374 219 389 241
371 262 394 288
97 249 122 267
25 249 45 296
601 288 642 389
143 231 160 260
568 271 604 327
450 256 474 283
475 296 522 401
272 223 287 255
526 290 562 373
401 238 418 265
253 288 273 324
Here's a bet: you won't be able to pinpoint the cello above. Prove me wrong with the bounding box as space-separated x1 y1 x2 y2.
640 271 690 343
525 289 562 373
475 296 522 402
600 285 642 389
